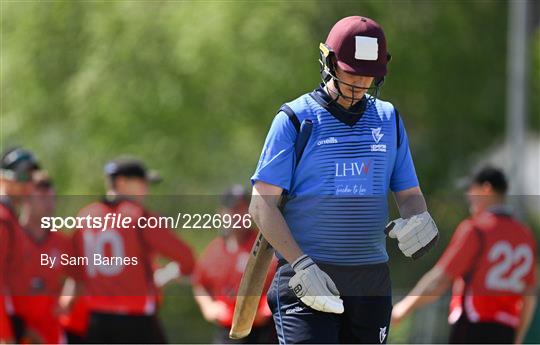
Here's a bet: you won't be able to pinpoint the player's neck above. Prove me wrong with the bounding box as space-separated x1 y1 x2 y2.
476 198 507 215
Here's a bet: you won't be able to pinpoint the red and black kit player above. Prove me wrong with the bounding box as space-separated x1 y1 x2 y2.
72 157 195 344
392 167 537 344
10 171 72 343
0 147 40 343
193 185 277 344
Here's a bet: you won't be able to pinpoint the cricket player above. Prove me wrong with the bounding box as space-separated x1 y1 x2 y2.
392 167 537 344
72 157 195 343
0 147 40 343
193 185 277 344
11 171 71 343
250 16 439 343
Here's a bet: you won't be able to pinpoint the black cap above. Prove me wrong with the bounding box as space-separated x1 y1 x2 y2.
470 166 508 195
220 184 249 208
104 157 161 183
0 147 40 182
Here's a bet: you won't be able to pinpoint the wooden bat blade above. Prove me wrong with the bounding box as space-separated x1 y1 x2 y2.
229 232 274 339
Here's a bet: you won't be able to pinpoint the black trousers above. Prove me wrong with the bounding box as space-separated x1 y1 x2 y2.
267 261 392 344
9 315 25 344
449 314 515 344
66 330 86 344
85 311 167 344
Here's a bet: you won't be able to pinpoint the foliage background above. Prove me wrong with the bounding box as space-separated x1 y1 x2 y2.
2 1 539 343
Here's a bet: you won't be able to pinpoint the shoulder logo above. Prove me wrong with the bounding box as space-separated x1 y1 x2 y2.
371 127 384 143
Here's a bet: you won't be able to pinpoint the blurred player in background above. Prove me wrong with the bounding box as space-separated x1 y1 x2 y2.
193 185 277 344
11 171 71 343
59 259 181 344
59 279 90 344
72 157 195 343
392 167 537 344
0 147 40 343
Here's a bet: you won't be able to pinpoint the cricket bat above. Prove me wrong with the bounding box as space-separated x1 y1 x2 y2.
229 232 274 339
229 117 312 339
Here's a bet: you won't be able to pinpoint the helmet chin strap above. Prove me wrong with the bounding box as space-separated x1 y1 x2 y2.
324 78 370 113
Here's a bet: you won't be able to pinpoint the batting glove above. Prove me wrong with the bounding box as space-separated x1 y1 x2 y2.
386 211 439 259
288 255 344 314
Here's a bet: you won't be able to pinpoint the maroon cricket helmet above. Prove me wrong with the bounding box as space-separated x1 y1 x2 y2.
323 16 390 78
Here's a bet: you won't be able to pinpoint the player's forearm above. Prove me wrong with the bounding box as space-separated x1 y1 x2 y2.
249 195 303 264
399 291 440 317
515 294 537 344
194 294 214 312
193 287 216 320
394 187 427 218
413 268 449 296
58 277 78 312
404 268 450 311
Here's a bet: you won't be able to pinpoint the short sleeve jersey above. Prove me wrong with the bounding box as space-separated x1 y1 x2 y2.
72 198 195 315
436 209 537 327
252 85 419 265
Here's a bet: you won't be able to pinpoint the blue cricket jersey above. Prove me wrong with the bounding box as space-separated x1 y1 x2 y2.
251 85 419 265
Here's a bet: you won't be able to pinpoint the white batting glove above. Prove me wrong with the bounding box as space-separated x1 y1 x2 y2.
154 262 180 287
386 211 439 259
288 255 344 314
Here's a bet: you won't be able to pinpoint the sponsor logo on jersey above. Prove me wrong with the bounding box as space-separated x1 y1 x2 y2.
334 159 374 196
317 137 338 146
336 184 367 195
335 160 371 177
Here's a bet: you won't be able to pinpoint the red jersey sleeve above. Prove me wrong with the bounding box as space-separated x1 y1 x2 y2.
436 219 481 278
141 218 195 276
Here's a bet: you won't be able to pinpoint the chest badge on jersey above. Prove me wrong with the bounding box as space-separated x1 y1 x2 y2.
371 127 386 152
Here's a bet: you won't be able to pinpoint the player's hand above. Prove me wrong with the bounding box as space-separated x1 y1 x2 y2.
203 300 229 323
154 262 181 287
288 255 344 314
386 211 439 259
